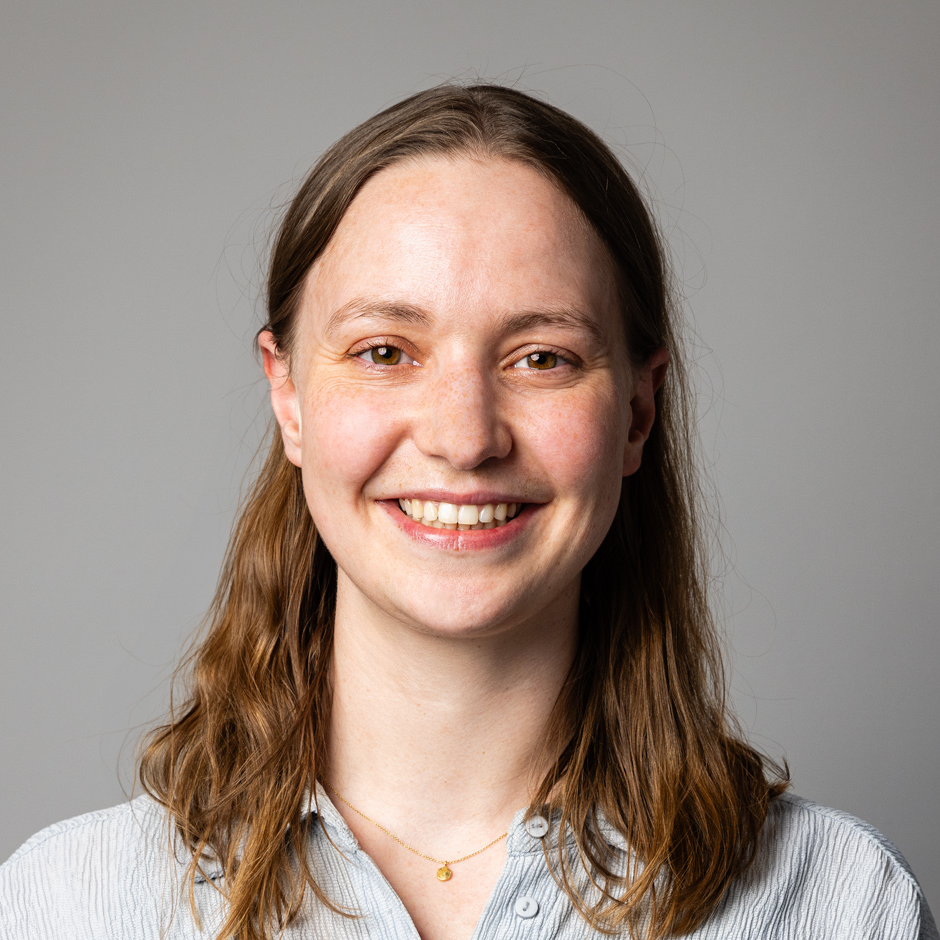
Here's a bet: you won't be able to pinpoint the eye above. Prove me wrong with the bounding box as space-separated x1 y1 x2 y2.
513 351 560 370
355 344 416 366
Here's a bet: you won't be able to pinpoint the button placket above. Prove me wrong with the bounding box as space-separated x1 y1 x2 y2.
524 815 549 839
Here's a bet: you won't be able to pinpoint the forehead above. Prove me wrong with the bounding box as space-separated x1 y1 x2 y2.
301 154 621 337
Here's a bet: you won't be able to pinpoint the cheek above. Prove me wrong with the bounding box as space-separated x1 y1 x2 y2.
299 385 401 507
524 387 627 499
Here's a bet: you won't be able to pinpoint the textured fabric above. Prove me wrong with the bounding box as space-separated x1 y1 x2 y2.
1 789 936 939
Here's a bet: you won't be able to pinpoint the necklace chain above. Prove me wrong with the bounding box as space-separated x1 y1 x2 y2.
325 782 508 882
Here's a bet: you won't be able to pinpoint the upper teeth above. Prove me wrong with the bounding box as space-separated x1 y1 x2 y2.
397 498 522 530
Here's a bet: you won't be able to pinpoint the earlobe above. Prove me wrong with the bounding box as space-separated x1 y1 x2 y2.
622 347 669 477
258 331 303 467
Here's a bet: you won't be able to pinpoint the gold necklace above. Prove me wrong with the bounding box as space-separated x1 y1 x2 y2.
325 782 508 882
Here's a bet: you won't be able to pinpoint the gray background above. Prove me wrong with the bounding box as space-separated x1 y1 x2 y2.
2 0 937 913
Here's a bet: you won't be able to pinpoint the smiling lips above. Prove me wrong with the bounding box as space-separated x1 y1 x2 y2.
397 498 523 530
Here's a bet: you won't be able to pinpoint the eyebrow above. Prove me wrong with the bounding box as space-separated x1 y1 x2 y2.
500 309 608 347
325 299 431 336
325 298 609 346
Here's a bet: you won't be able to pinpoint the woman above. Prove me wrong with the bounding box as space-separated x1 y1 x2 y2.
1 84 935 940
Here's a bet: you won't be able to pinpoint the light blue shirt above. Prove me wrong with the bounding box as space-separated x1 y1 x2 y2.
1 789 936 939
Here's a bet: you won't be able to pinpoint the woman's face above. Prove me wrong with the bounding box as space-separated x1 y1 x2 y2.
261 155 663 640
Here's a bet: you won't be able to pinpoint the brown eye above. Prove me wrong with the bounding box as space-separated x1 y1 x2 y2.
368 345 402 365
523 351 557 370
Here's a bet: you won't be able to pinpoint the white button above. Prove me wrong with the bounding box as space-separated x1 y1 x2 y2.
525 814 549 838
514 896 539 919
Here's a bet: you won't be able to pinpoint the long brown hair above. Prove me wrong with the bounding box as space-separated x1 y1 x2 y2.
139 83 787 939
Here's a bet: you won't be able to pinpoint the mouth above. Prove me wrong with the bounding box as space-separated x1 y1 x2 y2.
397 498 525 531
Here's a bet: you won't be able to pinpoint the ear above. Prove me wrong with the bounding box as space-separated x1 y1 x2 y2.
258 331 302 468
622 347 669 477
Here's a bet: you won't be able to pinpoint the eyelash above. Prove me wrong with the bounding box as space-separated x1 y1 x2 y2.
353 342 418 367
510 347 572 371
350 341 576 371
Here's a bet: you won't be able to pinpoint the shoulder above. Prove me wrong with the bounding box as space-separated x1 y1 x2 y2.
698 793 938 940
3 796 163 866
0 797 224 940
764 794 918 871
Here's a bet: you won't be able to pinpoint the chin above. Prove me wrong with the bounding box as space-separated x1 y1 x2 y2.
393 595 531 639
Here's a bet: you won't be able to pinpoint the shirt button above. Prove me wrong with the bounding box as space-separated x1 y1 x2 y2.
524 815 549 838
514 896 539 919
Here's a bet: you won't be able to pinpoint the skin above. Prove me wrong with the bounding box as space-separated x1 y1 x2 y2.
260 155 667 940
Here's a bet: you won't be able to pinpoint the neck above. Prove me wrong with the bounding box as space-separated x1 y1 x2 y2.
325 573 578 848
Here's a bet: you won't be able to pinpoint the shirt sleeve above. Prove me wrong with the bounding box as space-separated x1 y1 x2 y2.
756 796 938 940
0 800 223 940
0 812 114 940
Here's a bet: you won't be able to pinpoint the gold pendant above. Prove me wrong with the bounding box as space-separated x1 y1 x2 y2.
436 865 453 882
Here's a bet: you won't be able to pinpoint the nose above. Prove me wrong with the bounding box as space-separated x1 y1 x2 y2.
413 363 512 469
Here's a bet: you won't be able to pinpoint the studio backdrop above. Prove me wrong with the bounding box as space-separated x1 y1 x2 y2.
2 0 937 911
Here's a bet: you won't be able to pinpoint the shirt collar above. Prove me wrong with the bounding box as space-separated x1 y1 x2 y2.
193 783 630 883
192 783 342 884
306 784 630 858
